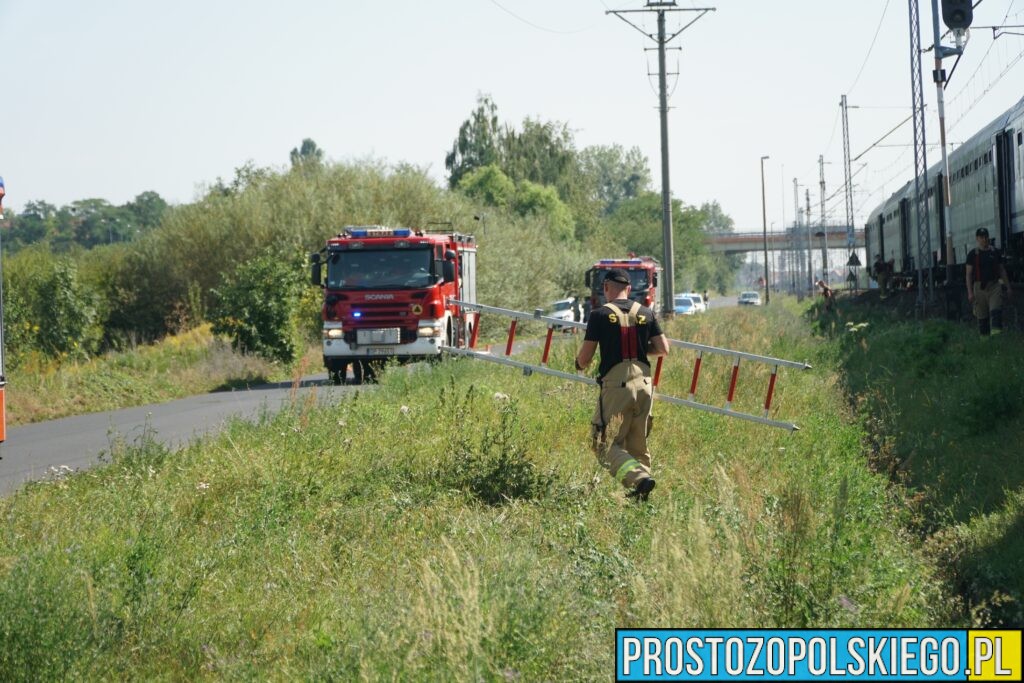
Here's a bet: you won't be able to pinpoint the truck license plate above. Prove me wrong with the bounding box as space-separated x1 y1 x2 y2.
357 328 400 345
366 346 395 355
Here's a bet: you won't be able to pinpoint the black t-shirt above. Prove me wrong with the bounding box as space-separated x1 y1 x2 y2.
584 299 663 379
967 247 1003 284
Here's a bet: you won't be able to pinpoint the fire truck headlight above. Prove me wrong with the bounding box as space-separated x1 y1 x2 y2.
323 328 344 339
417 326 441 338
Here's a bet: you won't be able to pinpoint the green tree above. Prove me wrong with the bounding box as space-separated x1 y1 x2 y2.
579 144 651 215
126 191 168 230
697 200 734 234
513 181 573 241
457 164 516 208
606 192 738 290
68 199 136 248
500 119 578 191
445 94 502 189
290 138 324 169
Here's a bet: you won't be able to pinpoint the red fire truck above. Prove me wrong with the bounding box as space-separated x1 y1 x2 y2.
310 226 478 384
584 256 663 319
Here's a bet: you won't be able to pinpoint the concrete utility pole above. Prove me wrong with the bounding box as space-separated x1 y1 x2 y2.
819 155 829 283
805 189 813 291
790 181 798 296
607 2 715 316
840 95 856 254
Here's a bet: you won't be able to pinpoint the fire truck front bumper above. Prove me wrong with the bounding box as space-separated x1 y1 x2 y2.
321 322 446 361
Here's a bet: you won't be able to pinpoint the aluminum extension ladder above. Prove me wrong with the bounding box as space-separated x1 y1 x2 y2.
444 300 811 431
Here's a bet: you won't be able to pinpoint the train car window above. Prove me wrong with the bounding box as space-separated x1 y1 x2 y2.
1018 131 1022 145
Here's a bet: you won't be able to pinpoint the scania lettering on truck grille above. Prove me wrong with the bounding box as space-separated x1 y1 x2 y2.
309 225 478 385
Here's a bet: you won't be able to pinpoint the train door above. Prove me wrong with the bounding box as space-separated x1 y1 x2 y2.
877 214 885 262
995 130 1015 249
899 198 911 271
936 174 948 264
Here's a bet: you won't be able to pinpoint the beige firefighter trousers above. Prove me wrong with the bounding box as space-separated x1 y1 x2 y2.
590 360 654 489
972 281 1004 320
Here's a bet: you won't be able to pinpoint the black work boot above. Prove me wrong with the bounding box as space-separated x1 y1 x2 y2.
991 309 1004 335
627 477 656 502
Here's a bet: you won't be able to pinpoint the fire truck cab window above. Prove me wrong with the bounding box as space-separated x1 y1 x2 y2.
327 248 432 290
591 269 650 292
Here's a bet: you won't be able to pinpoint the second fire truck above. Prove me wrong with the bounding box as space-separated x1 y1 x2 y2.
310 226 477 384
584 256 663 319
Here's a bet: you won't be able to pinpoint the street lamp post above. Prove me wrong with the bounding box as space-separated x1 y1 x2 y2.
760 155 770 305
815 231 829 284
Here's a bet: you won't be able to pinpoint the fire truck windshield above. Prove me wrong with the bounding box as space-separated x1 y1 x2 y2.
326 248 433 290
591 269 650 292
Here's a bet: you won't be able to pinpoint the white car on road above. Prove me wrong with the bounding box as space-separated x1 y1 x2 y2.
684 293 706 313
738 291 762 306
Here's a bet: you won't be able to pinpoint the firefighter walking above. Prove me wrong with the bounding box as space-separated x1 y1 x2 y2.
575 269 670 501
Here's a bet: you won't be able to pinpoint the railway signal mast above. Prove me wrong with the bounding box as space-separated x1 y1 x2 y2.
606 2 715 316
935 0 972 292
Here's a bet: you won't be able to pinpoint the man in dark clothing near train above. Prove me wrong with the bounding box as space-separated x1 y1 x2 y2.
575 269 670 501
966 227 1013 336
872 254 893 299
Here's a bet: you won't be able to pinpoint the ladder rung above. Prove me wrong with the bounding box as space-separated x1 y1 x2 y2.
505 320 517 356
763 365 779 417
541 326 554 366
725 357 741 409
688 351 703 400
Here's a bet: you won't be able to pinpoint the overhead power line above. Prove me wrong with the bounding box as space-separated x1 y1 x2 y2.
853 114 914 162
488 0 594 34
847 0 894 95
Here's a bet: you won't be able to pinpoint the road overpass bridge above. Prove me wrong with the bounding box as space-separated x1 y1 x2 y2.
706 227 865 255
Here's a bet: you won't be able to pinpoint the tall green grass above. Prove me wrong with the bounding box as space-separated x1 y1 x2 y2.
0 303 952 679
815 295 1024 626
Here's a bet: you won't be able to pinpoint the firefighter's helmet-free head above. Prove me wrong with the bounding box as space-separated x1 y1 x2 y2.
603 269 630 286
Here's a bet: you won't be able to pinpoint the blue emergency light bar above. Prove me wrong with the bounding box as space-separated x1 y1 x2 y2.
346 227 413 238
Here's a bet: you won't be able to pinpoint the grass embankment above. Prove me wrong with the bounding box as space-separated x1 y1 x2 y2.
0 303 952 679
816 294 1024 626
5 325 291 426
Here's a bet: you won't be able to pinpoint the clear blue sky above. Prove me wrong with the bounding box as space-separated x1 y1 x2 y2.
2 0 1022 232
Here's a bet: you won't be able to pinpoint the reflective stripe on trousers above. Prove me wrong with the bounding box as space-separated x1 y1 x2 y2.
591 360 653 489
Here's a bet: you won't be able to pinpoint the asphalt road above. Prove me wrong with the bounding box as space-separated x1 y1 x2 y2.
0 375 353 496
706 295 738 309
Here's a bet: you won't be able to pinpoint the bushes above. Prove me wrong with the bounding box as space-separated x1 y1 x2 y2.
2 158 645 368
211 251 303 363
2 246 102 368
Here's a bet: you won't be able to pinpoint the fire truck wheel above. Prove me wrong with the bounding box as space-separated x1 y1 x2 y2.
446 320 456 348
352 361 364 385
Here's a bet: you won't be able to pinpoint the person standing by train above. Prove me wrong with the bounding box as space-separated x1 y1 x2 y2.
966 227 1012 336
816 279 835 313
872 254 891 300
575 269 670 501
